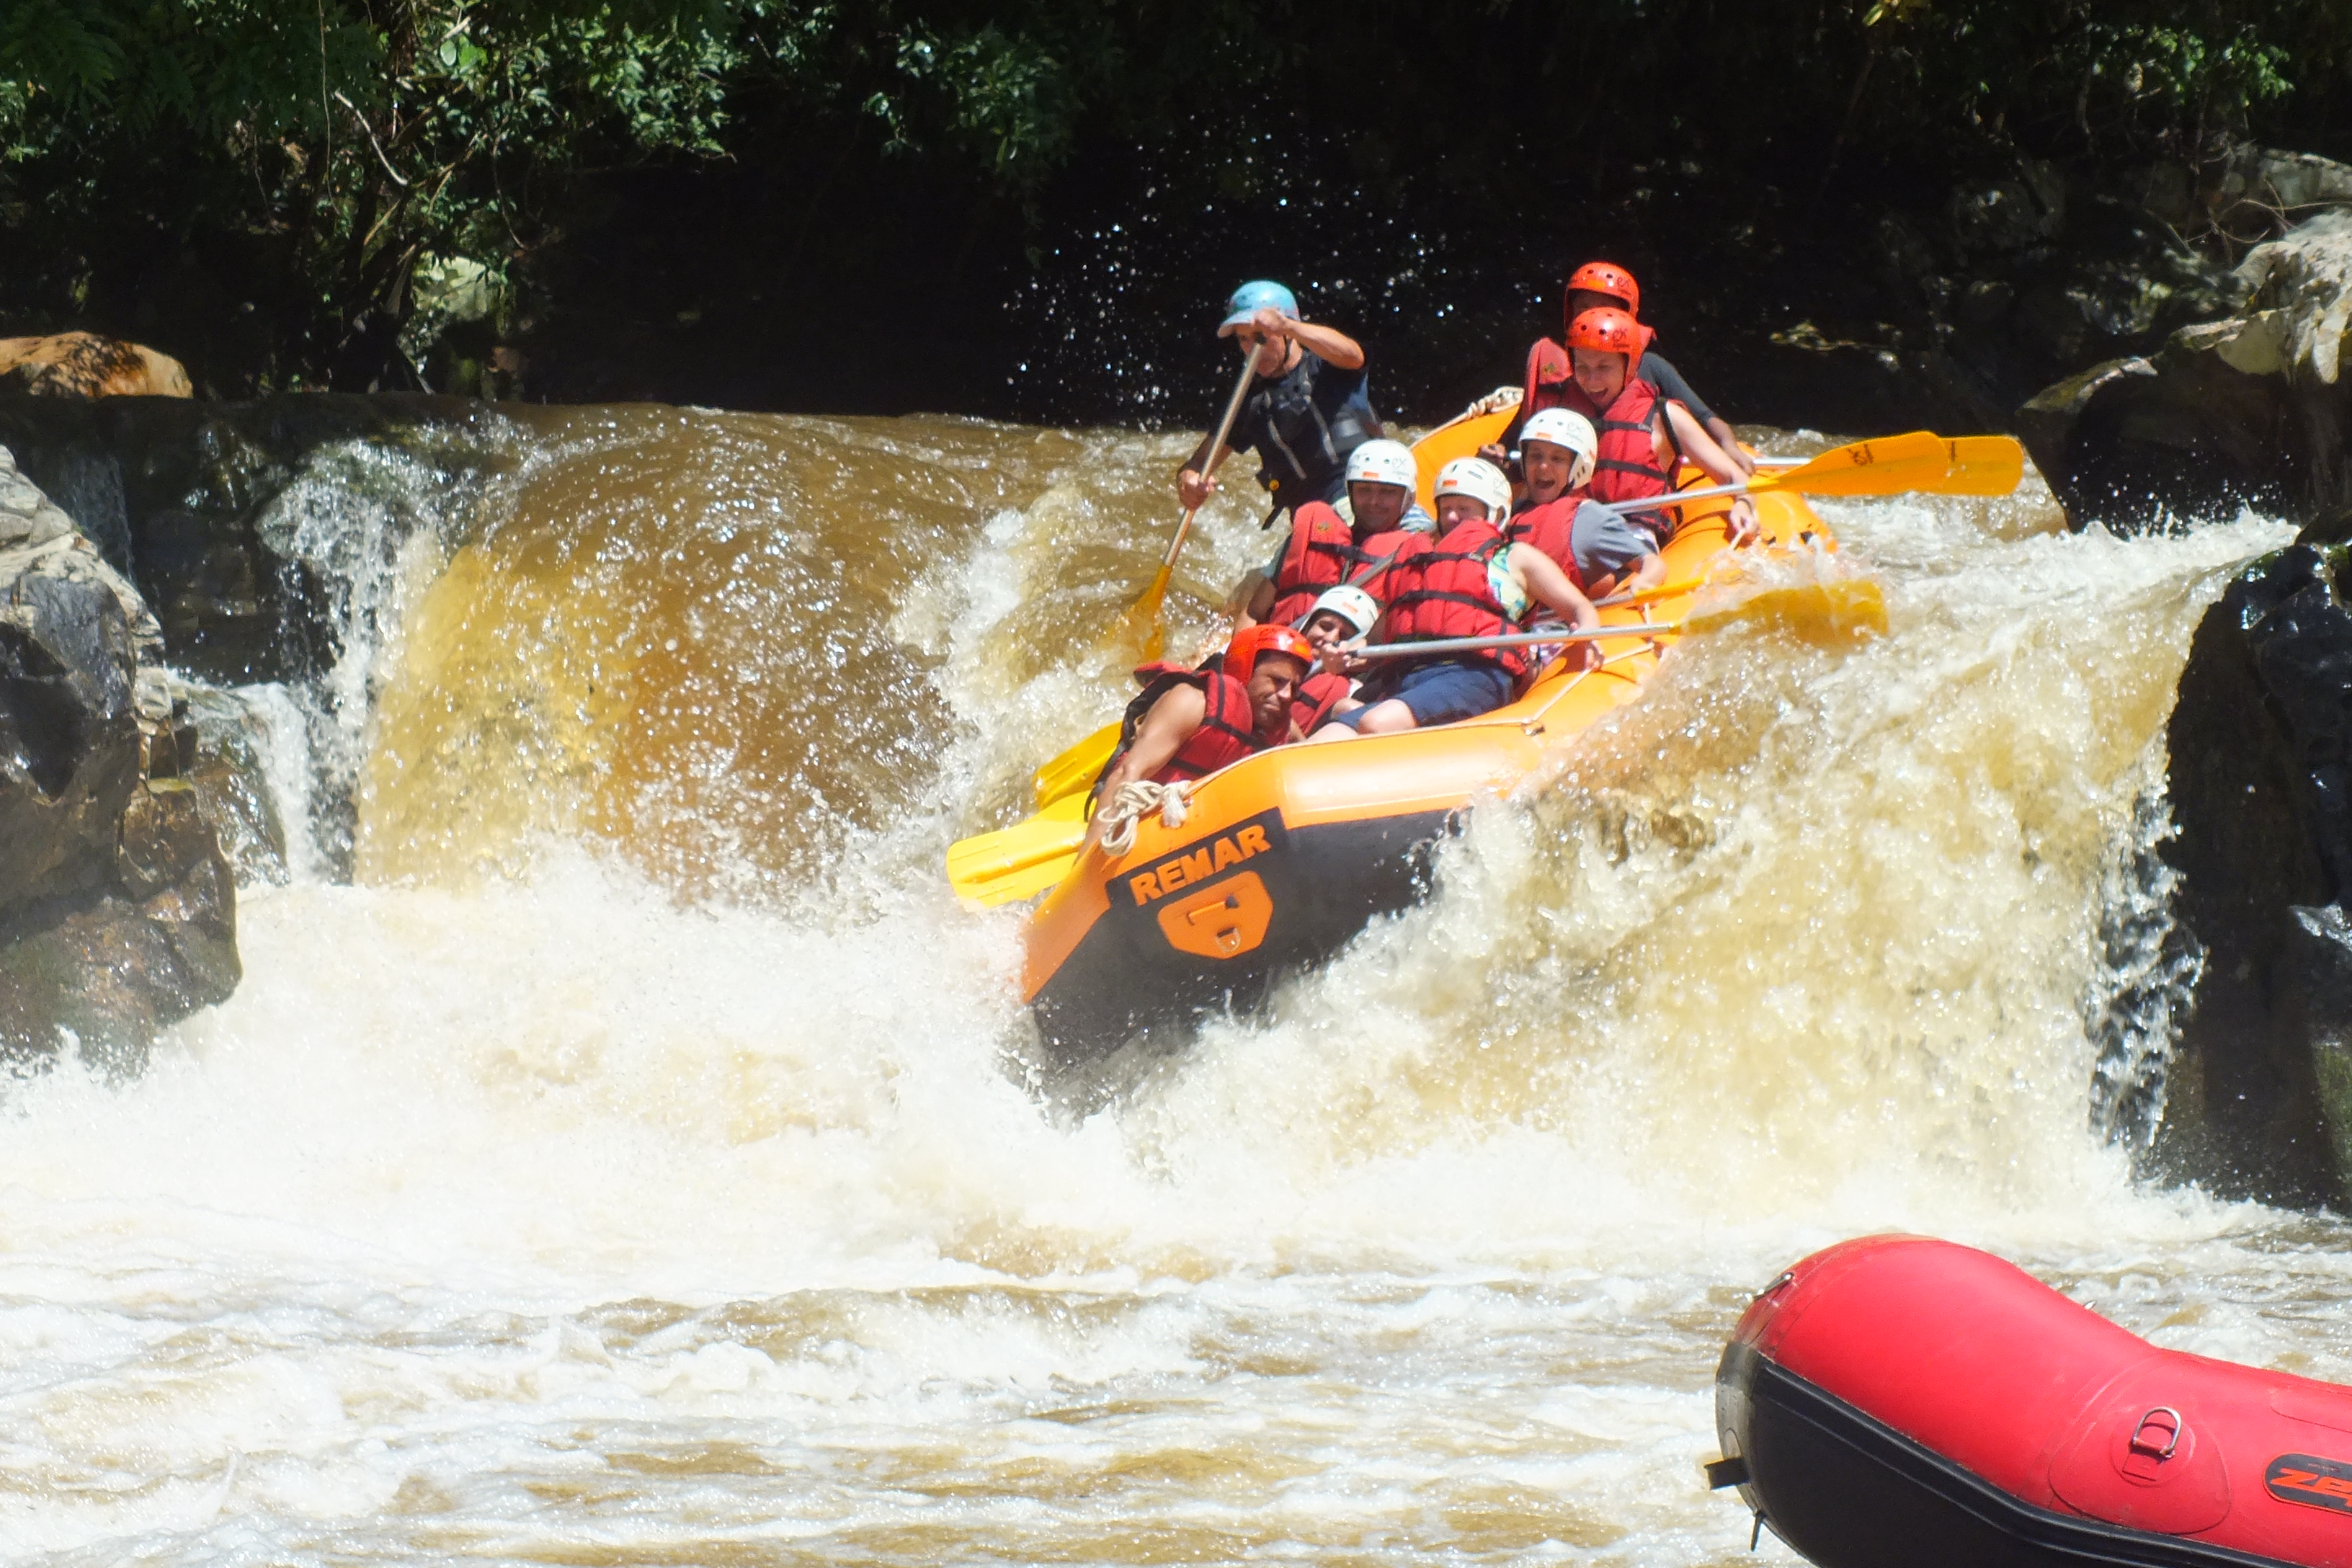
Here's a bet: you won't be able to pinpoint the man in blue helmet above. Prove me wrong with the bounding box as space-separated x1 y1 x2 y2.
1175 280 1379 527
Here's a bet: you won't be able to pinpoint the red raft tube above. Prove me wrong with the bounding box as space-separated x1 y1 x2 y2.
1710 1236 2352 1568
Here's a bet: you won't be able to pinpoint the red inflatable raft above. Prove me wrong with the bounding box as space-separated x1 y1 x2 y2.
1711 1236 2352 1568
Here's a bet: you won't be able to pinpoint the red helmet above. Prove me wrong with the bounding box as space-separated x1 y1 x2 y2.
1565 260 1640 317
1224 623 1314 680
1567 306 1649 363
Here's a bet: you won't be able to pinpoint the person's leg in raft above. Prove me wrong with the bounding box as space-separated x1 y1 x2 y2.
1314 660 1513 736
1571 500 1665 600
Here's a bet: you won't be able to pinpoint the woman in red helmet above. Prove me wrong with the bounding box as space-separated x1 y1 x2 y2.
1082 624 1315 851
1500 260 1755 481
1558 306 1757 548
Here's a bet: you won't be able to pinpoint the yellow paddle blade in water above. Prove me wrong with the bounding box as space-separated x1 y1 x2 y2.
947 792 1089 908
1111 563 1174 662
1683 579 1890 646
1033 722 1121 808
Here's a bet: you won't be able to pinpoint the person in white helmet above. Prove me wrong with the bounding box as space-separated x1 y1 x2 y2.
1288 584 1379 734
1505 407 1664 600
1237 436 1435 628
1317 457 1600 736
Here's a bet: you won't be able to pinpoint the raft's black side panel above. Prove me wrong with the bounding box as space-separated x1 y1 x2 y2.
1030 808 1453 1072
1714 1341 2291 1568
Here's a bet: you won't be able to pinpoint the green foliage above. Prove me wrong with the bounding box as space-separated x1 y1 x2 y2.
1 0 2346 391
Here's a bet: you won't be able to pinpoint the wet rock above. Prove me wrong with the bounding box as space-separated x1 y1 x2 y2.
0 445 239 1074
181 685 297 886
2019 208 2352 533
0 390 511 683
2157 545 2352 1206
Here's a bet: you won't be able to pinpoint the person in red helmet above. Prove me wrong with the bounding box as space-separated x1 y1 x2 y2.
1083 623 1314 850
1556 306 1757 548
1498 259 1754 480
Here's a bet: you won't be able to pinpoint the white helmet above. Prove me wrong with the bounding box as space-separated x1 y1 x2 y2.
1433 456 1512 520
1519 408 1598 491
1344 438 1418 491
1303 584 1379 639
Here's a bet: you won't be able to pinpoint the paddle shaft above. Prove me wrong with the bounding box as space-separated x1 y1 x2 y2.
1346 623 1676 659
1159 355 1262 570
1598 478 1752 514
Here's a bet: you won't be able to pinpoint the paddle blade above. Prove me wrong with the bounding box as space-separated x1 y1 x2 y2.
1939 435 2028 496
948 793 1088 907
1113 563 1173 661
1763 430 1951 498
1683 579 1889 646
1033 722 1121 808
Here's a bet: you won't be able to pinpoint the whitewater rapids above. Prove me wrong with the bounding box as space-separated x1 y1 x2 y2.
0 407 2336 1566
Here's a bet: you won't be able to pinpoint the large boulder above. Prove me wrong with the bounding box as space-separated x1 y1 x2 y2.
0 445 237 1074
2155 546 2352 1202
2019 195 2352 533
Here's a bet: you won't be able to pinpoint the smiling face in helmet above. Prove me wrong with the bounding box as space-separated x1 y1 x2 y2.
1435 491 1494 528
1301 609 1357 652
1246 651 1310 729
1571 347 1631 407
1348 479 1409 533
1522 439 1584 504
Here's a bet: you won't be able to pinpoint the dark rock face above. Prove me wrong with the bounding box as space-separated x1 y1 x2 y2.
2159 545 2352 1205
0 445 239 1074
0 391 512 685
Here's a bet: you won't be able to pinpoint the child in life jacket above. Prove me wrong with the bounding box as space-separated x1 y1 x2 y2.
1558 307 1757 548
1290 584 1378 734
1318 458 1601 737
1505 407 1665 602
1083 623 1314 852
1237 437 1435 628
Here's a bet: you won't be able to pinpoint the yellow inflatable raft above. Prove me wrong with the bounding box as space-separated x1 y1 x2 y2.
1012 409 1868 1072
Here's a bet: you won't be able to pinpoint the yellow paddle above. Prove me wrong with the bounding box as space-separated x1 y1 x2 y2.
1937 435 2027 496
1113 355 1260 659
1031 721 1122 808
948 793 1091 909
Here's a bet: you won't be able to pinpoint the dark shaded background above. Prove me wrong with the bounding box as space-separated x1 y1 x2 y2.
6 0 2351 429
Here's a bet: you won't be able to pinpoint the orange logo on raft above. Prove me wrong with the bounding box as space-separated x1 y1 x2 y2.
1156 871 1274 961
1127 825 1273 905
2268 1453 2352 1515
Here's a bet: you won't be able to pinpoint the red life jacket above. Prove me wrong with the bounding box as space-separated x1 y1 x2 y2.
1103 662 1278 789
1348 527 1430 608
1555 375 1679 542
1273 516 1431 626
1290 670 1353 735
1504 497 1590 589
1268 502 1358 626
1380 518 1528 678
1521 337 1575 420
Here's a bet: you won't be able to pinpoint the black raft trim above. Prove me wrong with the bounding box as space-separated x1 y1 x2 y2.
1723 1341 2296 1568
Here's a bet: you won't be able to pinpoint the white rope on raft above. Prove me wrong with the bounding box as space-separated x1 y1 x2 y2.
1096 780 1192 858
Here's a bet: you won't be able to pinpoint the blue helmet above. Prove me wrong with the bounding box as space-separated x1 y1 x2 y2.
1219 280 1298 336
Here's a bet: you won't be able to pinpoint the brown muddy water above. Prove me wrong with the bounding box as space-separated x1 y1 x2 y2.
4 406 2342 1566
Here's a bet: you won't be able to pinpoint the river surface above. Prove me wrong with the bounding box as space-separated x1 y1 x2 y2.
5 406 2347 1565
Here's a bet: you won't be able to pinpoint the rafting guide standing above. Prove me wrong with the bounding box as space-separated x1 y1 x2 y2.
1174 281 1378 527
